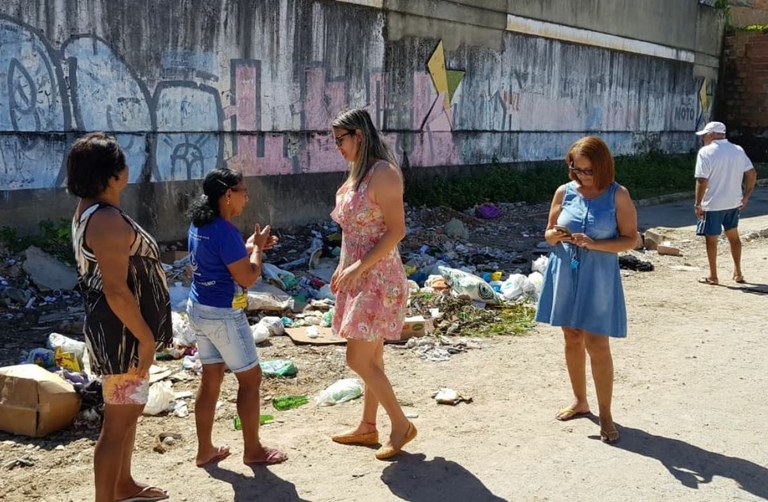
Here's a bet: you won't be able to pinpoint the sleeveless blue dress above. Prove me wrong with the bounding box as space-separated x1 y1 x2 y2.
535 181 627 338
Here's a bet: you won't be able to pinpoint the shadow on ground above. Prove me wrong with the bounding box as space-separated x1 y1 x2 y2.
381 453 506 502
204 464 310 502
603 425 768 499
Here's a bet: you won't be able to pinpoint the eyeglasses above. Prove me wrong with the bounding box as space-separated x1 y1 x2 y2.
568 163 594 176
334 131 354 147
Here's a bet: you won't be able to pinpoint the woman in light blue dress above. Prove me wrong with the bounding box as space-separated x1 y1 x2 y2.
535 136 638 444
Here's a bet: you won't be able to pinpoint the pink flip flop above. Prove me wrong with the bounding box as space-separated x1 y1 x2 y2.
196 445 231 467
116 486 169 502
245 448 288 465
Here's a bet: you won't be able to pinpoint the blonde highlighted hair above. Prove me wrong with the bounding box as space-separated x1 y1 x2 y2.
332 108 396 190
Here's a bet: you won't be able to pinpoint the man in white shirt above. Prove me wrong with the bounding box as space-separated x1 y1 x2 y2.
694 121 756 285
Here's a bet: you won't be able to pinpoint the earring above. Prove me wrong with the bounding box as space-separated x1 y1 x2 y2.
227 196 231 206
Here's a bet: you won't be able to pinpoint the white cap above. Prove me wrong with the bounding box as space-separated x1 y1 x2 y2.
695 121 726 136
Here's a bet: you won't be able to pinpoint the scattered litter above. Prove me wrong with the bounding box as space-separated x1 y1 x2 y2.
169 283 191 313
432 388 473 405
619 255 655 272
475 203 502 219
314 378 363 406
247 282 294 312
260 359 298 377
171 312 196 346
4 457 35 470
272 395 309 411
144 381 175 416
438 266 500 304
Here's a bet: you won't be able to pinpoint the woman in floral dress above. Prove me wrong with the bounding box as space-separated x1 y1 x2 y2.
329 109 417 460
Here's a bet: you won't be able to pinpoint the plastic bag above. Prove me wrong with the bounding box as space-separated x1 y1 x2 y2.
169 283 191 312
438 266 500 304
526 271 544 300
251 323 271 344
143 381 175 415
262 263 298 290
320 309 334 327
259 316 285 335
54 347 80 372
47 333 86 367
500 274 527 300
316 284 335 300
26 348 56 369
531 255 549 274
172 311 197 346
314 378 363 406
260 359 298 377
247 282 294 311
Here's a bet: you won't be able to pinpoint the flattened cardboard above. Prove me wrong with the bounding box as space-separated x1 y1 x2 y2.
0 364 81 438
285 326 346 345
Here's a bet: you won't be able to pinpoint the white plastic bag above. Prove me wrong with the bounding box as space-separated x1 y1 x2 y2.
314 378 363 406
526 271 544 300
259 316 285 335
172 311 196 346
247 282 294 311
251 322 271 344
531 255 549 274
500 274 527 300
144 381 175 415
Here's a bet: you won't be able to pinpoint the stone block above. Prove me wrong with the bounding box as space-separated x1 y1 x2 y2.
643 230 663 251
22 246 77 291
657 244 681 256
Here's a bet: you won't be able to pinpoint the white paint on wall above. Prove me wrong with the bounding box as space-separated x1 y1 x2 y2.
506 14 695 64
335 0 383 9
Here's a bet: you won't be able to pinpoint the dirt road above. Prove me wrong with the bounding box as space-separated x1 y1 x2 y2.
2 189 767 502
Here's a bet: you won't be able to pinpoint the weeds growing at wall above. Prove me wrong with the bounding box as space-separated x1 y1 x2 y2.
404 153 700 210
740 24 768 33
0 219 74 265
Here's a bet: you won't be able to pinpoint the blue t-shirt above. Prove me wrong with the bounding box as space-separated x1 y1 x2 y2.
188 218 249 309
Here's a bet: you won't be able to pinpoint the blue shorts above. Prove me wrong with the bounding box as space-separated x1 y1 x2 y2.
699 208 740 236
187 300 259 373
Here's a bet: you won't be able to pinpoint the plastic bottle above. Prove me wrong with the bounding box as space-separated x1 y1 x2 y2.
234 414 275 430
272 395 309 411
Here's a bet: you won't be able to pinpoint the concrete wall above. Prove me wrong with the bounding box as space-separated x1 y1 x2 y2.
0 0 723 240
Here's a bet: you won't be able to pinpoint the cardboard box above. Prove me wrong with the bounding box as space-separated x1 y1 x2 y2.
160 250 189 264
0 364 81 438
400 316 431 340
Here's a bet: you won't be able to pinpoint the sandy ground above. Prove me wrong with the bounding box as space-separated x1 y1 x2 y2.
2 190 768 502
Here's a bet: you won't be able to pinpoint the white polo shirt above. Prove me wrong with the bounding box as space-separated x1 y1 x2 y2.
694 139 754 211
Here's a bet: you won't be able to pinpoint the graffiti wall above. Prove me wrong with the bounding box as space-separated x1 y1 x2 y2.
0 0 717 236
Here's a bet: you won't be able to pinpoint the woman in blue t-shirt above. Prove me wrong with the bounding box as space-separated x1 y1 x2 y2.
186 167 287 466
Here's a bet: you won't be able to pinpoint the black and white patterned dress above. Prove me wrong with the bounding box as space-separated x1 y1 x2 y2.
72 203 172 375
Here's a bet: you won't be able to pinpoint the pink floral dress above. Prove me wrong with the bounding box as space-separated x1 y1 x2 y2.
330 161 408 341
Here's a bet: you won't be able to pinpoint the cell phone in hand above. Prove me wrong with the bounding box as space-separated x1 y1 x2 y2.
553 225 572 236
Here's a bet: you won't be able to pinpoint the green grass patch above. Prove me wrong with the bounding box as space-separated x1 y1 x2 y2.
405 153 698 210
0 219 74 265
473 302 537 337
740 24 768 33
